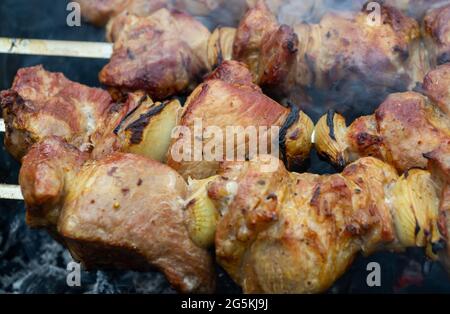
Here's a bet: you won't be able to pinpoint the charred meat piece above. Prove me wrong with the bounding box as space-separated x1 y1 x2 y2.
19 137 89 234
230 1 429 117
425 143 450 272
20 137 215 293
91 92 183 162
186 155 446 293
1 63 313 176
0 66 182 163
232 0 298 92
100 8 211 100
167 60 314 180
0 65 128 161
96 61 314 174
315 91 450 172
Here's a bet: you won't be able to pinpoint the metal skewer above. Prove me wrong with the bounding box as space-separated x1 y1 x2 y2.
0 184 23 200
0 38 113 59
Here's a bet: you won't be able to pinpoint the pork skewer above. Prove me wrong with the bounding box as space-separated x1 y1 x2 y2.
17 136 215 293
0 61 313 168
16 135 450 293
181 148 450 292
314 63 450 172
2 0 449 108
0 0 448 289
1 64 449 200
0 61 314 201
0 37 112 59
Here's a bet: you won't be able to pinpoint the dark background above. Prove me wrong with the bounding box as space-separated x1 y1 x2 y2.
0 0 449 294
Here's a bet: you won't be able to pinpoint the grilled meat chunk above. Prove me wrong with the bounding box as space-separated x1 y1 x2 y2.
19 137 89 233
422 63 450 116
2 63 313 175
232 0 298 92
0 66 182 163
76 0 166 26
186 155 445 293
167 60 314 179
230 1 429 117
0 65 125 161
100 8 211 100
20 137 215 293
315 91 450 172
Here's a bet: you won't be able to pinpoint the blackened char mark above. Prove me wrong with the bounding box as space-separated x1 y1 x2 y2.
279 100 300 165
327 109 337 141
113 94 148 135
124 102 167 145
0 90 25 111
432 239 447 254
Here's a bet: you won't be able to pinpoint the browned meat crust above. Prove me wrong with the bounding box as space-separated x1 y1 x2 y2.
232 1 429 115
423 3 450 66
0 66 122 160
167 60 313 179
233 0 298 91
423 63 450 116
99 8 211 100
207 155 444 293
20 137 215 293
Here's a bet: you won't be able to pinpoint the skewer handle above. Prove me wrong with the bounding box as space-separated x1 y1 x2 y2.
0 38 112 59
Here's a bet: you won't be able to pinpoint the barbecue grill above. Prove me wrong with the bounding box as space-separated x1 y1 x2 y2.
1 0 450 294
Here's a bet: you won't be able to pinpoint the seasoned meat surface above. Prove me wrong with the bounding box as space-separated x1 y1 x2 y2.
19 137 89 232
100 8 211 100
233 0 298 91
20 137 215 293
423 63 450 116
232 1 430 117
0 66 120 160
424 3 450 66
205 155 444 293
167 60 313 179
